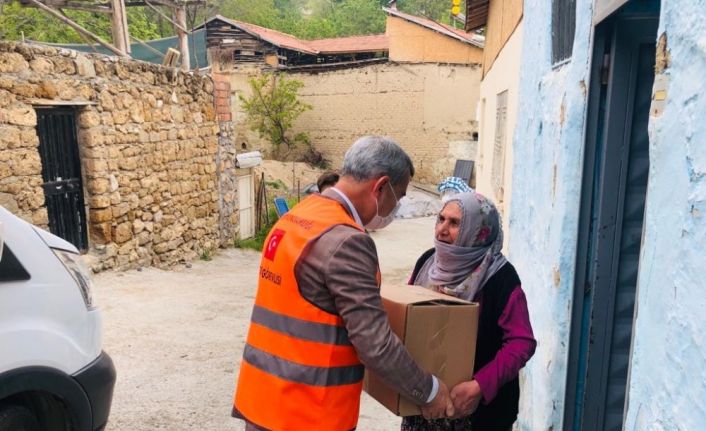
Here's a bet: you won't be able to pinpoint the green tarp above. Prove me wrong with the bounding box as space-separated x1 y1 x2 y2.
30 29 207 70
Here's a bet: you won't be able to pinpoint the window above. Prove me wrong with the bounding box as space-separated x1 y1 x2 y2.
0 245 31 282
552 0 577 64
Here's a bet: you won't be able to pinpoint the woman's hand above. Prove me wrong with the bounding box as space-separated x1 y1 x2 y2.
449 380 483 418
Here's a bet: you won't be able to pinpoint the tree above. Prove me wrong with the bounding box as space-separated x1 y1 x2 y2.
0 1 167 43
239 73 312 153
397 0 468 25
326 0 386 37
217 0 387 39
0 0 469 45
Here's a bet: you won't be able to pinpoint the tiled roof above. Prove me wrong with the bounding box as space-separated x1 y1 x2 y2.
382 7 484 48
211 15 318 54
307 35 389 54
202 16 388 55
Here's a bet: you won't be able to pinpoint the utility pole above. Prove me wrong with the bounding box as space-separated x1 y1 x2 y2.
110 0 131 54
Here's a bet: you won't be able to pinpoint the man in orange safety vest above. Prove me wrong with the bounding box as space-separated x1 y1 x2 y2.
232 136 455 430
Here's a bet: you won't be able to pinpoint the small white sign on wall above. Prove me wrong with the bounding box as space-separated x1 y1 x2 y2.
236 151 263 169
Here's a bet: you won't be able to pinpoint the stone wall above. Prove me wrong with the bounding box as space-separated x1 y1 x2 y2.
230 62 481 184
212 72 238 247
0 42 226 271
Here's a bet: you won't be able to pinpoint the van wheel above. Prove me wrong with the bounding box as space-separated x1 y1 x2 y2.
0 405 40 431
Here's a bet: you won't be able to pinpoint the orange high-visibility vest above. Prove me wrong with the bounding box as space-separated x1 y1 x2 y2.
233 194 374 431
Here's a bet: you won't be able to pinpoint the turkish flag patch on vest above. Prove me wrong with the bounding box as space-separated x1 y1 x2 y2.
264 229 285 261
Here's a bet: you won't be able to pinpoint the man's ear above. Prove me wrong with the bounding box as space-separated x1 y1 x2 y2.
372 175 390 195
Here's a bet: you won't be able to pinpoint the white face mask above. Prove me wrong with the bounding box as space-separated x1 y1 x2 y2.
365 183 401 230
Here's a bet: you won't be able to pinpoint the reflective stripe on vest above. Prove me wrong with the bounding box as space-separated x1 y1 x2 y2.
250 305 353 346
243 344 365 387
234 194 372 431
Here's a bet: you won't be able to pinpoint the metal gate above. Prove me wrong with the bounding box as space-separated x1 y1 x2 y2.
36 108 88 251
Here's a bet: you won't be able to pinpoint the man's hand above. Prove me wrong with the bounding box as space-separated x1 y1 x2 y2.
420 380 455 420
450 380 483 418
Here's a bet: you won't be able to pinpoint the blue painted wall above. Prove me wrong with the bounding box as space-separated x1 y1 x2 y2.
509 0 706 429
508 1 595 429
624 1 706 429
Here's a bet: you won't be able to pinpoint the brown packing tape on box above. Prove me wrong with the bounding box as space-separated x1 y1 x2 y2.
364 284 479 416
429 306 451 381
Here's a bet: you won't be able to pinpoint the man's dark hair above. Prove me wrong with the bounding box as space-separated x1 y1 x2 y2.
317 171 340 192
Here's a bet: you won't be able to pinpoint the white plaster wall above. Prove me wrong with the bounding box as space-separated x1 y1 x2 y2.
475 22 523 250
509 0 595 429
623 2 706 429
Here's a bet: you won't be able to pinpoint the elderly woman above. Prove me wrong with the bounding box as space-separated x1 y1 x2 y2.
402 191 536 431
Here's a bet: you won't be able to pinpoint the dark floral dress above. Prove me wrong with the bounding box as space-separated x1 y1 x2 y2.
400 415 473 431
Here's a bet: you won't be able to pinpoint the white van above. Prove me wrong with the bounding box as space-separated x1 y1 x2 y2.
0 206 115 431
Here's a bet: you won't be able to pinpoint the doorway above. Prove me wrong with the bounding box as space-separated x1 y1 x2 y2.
238 173 255 239
564 1 659 430
35 107 88 251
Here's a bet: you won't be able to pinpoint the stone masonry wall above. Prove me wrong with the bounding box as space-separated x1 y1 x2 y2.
212 72 238 247
0 42 221 271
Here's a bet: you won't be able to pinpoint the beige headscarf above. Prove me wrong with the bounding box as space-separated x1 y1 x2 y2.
414 191 507 301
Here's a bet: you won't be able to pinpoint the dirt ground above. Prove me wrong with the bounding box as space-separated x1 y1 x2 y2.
95 216 436 430
254 160 324 191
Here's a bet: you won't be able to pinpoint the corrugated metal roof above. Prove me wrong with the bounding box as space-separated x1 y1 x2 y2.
307 35 388 54
382 7 484 48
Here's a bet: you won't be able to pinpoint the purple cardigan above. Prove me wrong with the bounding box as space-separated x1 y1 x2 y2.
473 285 536 403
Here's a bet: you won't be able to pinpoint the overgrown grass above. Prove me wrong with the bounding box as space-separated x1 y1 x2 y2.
235 197 300 251
200 249 213 261
265 179 287 190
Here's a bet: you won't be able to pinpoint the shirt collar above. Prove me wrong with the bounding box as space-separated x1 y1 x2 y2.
330 187 363 228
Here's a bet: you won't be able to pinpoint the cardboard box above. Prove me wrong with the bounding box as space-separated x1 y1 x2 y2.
364 284 479 416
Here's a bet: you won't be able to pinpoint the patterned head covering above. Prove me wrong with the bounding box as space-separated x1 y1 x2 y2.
437 176 473 202
414 191 507 301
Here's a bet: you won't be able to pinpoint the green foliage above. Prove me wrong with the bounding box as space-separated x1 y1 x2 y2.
265 179 287 190
234 197 299 251
200 249 214 261
234 222 272 251
126 8 168 41
239 73 312 152
0 0 468 44
398 0 458 24
0 2 169 43
214 0 462 39
302 0 386 38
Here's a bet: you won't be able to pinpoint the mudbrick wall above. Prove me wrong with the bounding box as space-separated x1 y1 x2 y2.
0 42 236 271
229 62 481 184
